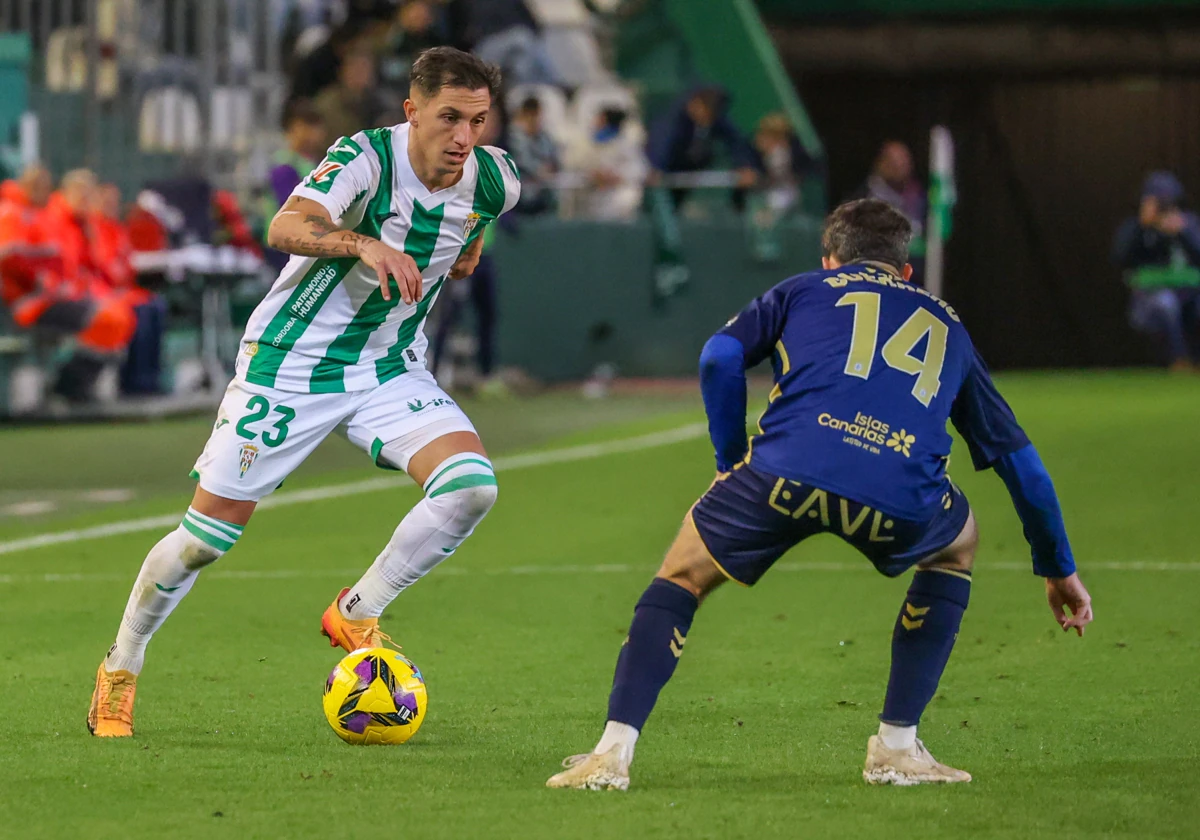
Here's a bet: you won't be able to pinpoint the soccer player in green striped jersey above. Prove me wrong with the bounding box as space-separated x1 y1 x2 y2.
87 48 520 737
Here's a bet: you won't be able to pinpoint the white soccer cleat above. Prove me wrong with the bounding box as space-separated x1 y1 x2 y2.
546 745 630 791
862 735 972 786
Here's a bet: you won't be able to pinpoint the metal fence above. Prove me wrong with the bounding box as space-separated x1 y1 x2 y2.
0 0 289 198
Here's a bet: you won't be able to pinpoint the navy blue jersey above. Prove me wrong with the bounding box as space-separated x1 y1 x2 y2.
720 262 1029 520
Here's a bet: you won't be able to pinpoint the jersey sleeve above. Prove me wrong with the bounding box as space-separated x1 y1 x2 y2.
290 133 380 222
949 348 1031 470
716 281 791 368
477 145 522 217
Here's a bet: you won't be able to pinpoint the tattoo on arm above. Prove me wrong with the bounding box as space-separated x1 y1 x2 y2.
270 206 375 259
304 214 339 239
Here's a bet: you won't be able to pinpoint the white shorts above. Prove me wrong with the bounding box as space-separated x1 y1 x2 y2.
192 370 477 501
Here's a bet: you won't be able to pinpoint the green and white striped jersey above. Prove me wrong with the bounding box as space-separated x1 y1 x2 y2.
237 122 520 393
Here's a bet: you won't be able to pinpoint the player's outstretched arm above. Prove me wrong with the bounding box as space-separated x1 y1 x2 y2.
994 445 1094 636
267 196 423 304
698 334 749 473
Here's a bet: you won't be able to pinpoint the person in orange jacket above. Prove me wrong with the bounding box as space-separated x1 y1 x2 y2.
89 184 138 294
0 163 57 327
91 182 166 395
0 166 136 401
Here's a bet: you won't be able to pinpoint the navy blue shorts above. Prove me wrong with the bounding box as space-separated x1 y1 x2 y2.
690 464 971 584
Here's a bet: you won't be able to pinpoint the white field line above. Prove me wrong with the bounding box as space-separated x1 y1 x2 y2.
0 560 1195 586
0 423 708 558
0 420 1189 576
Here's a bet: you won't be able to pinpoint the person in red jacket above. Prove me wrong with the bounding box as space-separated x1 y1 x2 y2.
1 166 136 401
0 164 57 327
91 182 166 395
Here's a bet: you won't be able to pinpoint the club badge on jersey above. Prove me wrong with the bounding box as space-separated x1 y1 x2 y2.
238 443 259 479
463 212 482 239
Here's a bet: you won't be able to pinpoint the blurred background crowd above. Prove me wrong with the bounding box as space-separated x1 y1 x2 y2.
0 0 1197 418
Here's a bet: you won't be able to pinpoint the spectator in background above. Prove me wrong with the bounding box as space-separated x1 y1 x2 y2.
859 140 926 284
1112 171 1200 371
263 99 327 271
0 163 56 326
447 0 555 86
647 85 759 211
0 163 52 254
565 106 646 221
744 113 822 263
291 16 392 100
0 168 135 402
312 50 400 146
752 113 819 219
508 96 559 215
380 1 445 91
90 184 166 396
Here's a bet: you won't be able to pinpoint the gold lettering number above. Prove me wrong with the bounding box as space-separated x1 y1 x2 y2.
881 308 948 407
835 292 880 379
836 292 949 407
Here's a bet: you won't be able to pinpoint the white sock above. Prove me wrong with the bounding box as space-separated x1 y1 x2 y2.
340 455 497 621
878 722 917 751
104 509 241 674
594 720 639 766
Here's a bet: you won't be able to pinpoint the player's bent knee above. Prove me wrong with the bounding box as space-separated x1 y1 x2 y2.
177 531 224 571
449 481 498 520
175 506 247 569
656 517 727 599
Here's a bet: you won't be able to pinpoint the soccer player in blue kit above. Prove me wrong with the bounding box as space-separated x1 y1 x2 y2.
548 198 1094 790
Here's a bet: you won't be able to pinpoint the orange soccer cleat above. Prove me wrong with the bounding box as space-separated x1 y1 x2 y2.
87 662 137 738
320 588 397 653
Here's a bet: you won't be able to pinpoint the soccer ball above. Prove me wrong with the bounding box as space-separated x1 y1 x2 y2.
322 647 428 745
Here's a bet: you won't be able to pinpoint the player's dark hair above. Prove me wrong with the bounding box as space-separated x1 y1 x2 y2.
410 47 502 101
821 198 913 270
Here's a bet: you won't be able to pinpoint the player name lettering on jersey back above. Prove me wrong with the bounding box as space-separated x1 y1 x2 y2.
822 269 961 322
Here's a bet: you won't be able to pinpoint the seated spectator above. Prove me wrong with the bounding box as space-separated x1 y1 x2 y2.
447 0 555 86
0 163 56 327
752 113 819 218
508 96 560 215
90 183 166 396
0 167 135 402
1112 171 1200 371
647 85 759 211
312 50 400 146
744 113 822 263
89 184 138 294
263 99 327 270
565 106 646 221
858 140 926 284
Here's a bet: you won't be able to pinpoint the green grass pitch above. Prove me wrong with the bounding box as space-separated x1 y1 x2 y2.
0 373 1197 839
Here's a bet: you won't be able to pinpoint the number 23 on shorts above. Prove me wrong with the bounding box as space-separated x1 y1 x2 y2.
235 396 296 447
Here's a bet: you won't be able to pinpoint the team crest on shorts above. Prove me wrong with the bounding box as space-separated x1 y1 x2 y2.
238 443 259 478
463 212 482 238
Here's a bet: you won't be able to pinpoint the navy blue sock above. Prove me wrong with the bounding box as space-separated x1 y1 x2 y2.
606 578 700 731
881 569 972 727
